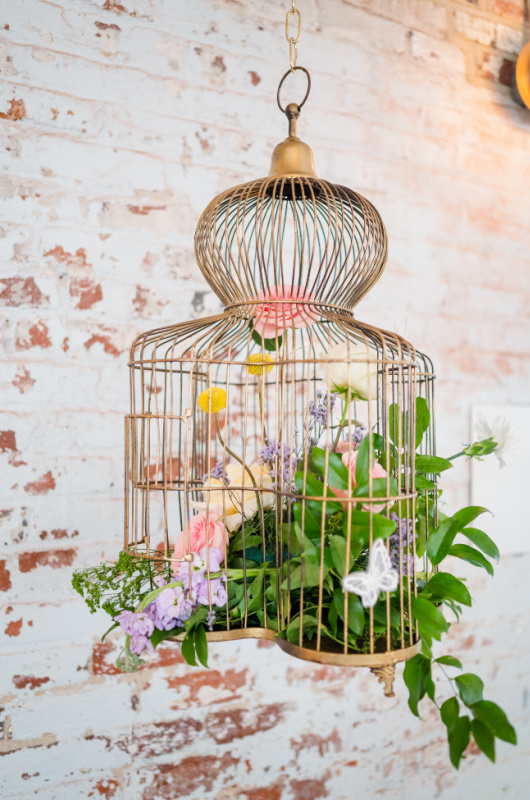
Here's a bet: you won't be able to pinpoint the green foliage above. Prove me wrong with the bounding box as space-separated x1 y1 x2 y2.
310 447 350 490
425 572 471 607
448 544 495 576
71 551 171 617
403 654 431 716
249 322 282 352
415 455 453 474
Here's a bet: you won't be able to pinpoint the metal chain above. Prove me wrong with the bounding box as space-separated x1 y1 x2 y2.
285 1 301 73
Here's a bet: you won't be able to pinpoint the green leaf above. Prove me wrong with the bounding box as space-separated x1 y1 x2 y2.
333 588 365 635
294 471 343 514
329 535 346 575
461 528 500 562
426 572 471 607
101 622 119 643
415 397 431 448
281 561 328 590
388 404 403 447
470 701 517 744
448 715 471 769
415 455 453 474
285 614 318 644
342 510 397 555
230 533 264 552
310 447 350 490
181 632 198 666
194 625 208 669
292 504 323 546
441 697 459 731
250 325 282 352
434 655 463 669
151 626 180 648
455 673 484 706
403 654 431 717
415 475 437 491
246 567 266 614
448 544 494 577
426 517 458 565
471 718 496 762
452 506 490 530
354 435 372 487
411 596 450 636
353 476 399 499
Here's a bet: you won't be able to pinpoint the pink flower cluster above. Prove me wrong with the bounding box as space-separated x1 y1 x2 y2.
252 284 318 339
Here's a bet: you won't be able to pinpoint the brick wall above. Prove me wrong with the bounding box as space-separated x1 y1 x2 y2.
1 1 529 798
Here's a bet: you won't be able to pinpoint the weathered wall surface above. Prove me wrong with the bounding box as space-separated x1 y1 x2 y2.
1 1 529 798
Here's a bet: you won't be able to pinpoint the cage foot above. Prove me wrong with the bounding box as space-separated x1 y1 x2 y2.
370 664 395 697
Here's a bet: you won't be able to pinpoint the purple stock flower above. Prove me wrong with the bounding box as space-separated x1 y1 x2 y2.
129 634 154 655
206 610 216 631
389 513 416 575
115 609 154 638
338 424 368 450
156 586 194 626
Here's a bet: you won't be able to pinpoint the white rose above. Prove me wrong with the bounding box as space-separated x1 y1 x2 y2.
200 462 275 532
320 341 379 401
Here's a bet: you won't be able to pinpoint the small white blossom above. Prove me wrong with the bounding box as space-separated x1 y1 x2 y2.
475 415 518 469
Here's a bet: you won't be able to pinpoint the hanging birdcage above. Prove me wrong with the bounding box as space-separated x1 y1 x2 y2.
124 67 437 695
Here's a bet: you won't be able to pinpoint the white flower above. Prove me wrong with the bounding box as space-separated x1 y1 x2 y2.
199 462 275 532
475 415 518 469
320 341 379 401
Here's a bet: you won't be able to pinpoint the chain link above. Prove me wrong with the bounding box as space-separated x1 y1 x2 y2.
285 3 301 73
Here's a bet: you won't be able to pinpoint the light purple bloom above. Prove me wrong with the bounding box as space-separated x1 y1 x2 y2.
196 576 228 608
154 575 167 588
203 459 230 484
129 634 154 655
115 609 154 638
156 586 194 625
259 437 302 492
206 610 216 631
389 513 416 575
309 390 338 427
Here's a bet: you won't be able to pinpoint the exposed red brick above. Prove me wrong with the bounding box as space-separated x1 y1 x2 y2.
12 366 36 394
150 646 185 668
18 548 76 572
23 471 56 495
493 0 524 18
5 606 13 613
13 675 50 690
95 21 121 31
460 635 475 650
92 641 122 676
290 729 341 758
0 277 47 307
115 718 203 758
0 560 12 591
51 107 59 120
84 334 120 357
69 277 103 309
141 754 238 799
248 70 261 85
204 703 285 744
127 204 166 215
103 0 128 12
5 618 23 637
16 321 52 350
290 771 331 800
166 667 248 704
212 55 226 72
0 98 26 121
89 779 120 798
62 337 70 352
245 786 283 800
44 246 90 269
0 430 17 452
498 58 515 87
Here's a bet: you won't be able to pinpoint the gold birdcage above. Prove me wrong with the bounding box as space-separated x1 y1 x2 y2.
124 68 436 695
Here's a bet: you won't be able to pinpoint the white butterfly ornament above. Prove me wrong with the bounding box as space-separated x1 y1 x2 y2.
342 538 399 608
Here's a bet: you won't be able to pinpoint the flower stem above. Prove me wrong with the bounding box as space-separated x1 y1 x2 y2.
447 449 466 461
332 398 350 452
214 414 263 526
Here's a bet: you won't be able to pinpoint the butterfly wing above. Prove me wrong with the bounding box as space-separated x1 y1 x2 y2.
342 572 380 608
369 538 399 593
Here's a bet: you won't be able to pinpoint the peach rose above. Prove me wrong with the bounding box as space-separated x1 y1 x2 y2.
173 508 229 563
335 448 388 513
253 284 318 339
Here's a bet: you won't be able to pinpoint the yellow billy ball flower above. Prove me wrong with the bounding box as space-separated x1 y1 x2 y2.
246 353 274 375
197 387 227 414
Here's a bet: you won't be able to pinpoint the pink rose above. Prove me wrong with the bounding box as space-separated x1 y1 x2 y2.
252 284 318 339
173 509 229 563
334 448 388 513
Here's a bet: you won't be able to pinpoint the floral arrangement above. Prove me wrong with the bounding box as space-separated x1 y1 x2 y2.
73 285 518 769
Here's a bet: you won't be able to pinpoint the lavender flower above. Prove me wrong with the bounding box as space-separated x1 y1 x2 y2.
389 513 416 575
338 424 368 450
206 610 216 631
155 585 194 627
203 459 230 484
115 609 155 638
308 390 338 427
259 437 302 492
